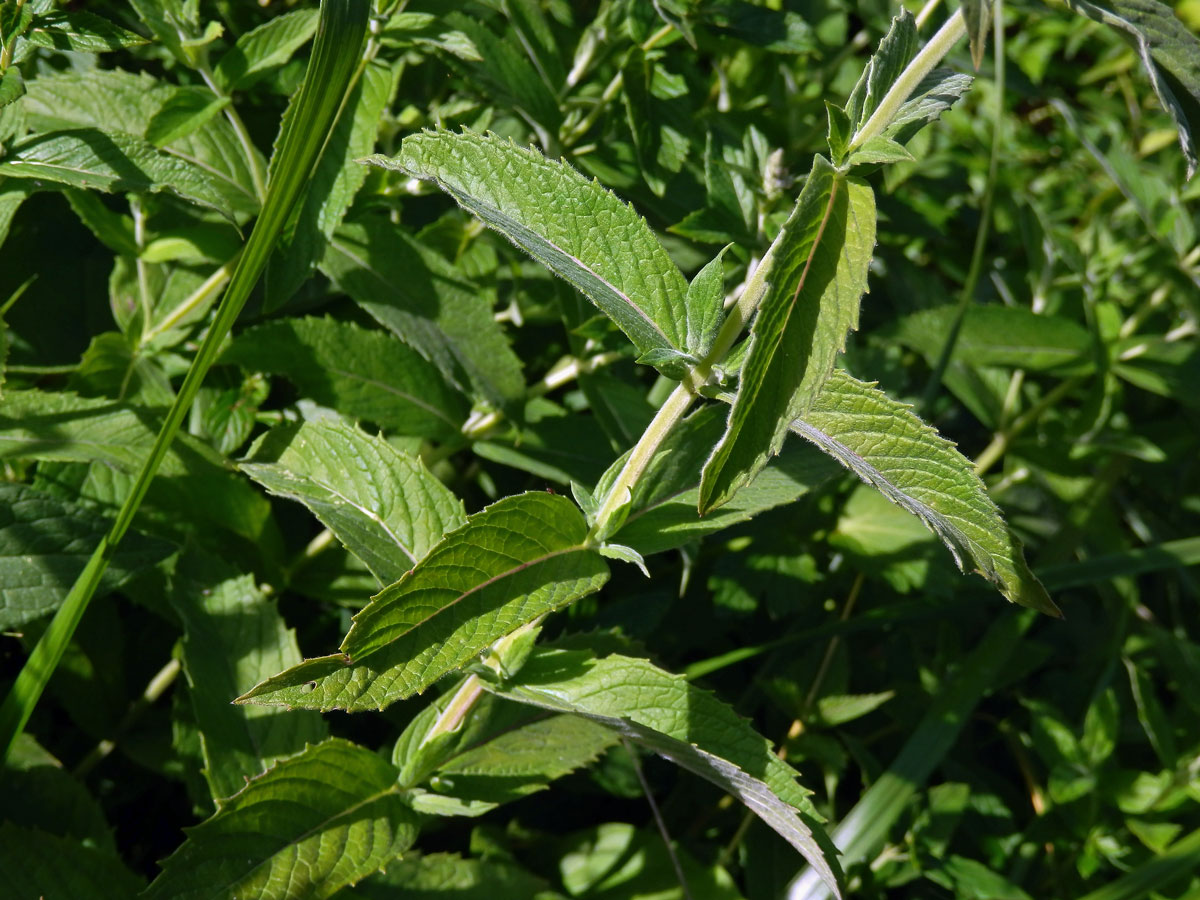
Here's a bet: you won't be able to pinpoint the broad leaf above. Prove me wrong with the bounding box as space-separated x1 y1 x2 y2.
0 483 173 629
340 852 552 899
0 823 144 900
1063 0 1200 177
364 129 690 356
488 648 844 899
143 739 420 900
0 128 232 218
0 67 25 108
214 8 319 92
794 368 1059 615
239 419 466 584
170 552 328 805
22 10 148 53
238 493 609 711
700 157 875 513
145 88 230 148
685 247 730 359
222 316 469 440
322 218 525 413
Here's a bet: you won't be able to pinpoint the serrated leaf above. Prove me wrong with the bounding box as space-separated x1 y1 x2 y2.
214 8 319 92
0 483 173 629
380 13 481 61
0 66 25 109
265 58 395 310
169 552 327 804
0 128 233 219
685 246 729 358
845 10 918 134
1063 0 1200 177
238 493 609 711
239 419 466 584
364 129 690 356
322 218 525 413
882 69 974 146
343 851 552 898
635 347 697 381
143 738 419 900
145 87 230 148
22 10 148 53
222 316 469 440
487 648 844 898
699 158 875 513
964 0 992 70
0 823 144 900
846 136 915 166
793 368 1059 615
602 406 838 556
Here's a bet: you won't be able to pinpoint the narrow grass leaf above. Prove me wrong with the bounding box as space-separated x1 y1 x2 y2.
488 648 844 899
222 316 469 439
214 8 319 92
239 419 466 584
700 158 875 513
238 493 608 711
0 823 145 900
143 738 419 900
0 483 173 629
170 552 327 804
364 129 689 355
794 368 1058 615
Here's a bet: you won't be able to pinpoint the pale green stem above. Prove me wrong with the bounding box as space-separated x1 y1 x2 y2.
848 8 967 152
140 253 238 348
426 674 485 739
131 198 154 344
915 0 944 29
0 0 25 70
73 656 181 778
973 375 1084 476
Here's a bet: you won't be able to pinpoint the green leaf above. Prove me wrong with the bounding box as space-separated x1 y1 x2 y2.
0 128 233 219
963 0 992 70
699 158 875 513
602 406 838 556
143 738 419 900
794 369 1059 615
0 483 174 629
342 851 553 899
1 743 117 854
1062 0 1200 178
264 58 396 311
885 304 1094 372
239 419 466 584
826 101 851 165
145 87 230 148
845 10 918 133
322 218 525 413
846 135 914 166
881 69 974 146
22 10 148 53
813 691 895 727
169 552 328 804
214 8 319 92
0 66 25 109
221 316 469 440
127 0 195 68
238 493 609 711
0 823 144 900
685 246 730 359
488 648 844 898
364 129 690 356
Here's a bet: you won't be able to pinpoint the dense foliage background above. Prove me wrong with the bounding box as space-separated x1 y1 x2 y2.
1 0 1198 898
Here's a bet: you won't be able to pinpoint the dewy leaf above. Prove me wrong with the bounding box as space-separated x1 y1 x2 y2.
0 128 232 219
169 552 327 804
322 218 525 413
602 406 839 556
844 10 918 133
238 493 609 712
488 648 845 899
364 129 690 356
240 420 466 584
0 823 145 900
1062 0 1200 177
213 7 319 92
143 738 419 900
221 316 470 440
793 368 1059 615
22 10 149 53
700 158 876 513
0 483 174 629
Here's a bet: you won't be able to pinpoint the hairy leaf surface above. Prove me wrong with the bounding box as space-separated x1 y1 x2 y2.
240 420 465 584
364 129 689 355
239 493 609 711
795 369 1058 615
144 739 419 900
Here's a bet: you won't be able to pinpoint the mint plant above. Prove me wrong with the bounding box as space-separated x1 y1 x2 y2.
2 1 1199 898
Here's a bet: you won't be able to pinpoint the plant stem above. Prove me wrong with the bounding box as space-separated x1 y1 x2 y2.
141 254 239 348
848 8 967 152
74 657 181 778
973 374 1084 476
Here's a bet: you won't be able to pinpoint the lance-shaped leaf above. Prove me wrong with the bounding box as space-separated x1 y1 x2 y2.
793 368 1058 615
363 129 689 356
0 483 174 629
845 10 917 133
964 0 992 70
238 493 609 711
699 158 875 513
486 648 844 899
213 8 319 92
1063 0 1200 178
222 316 469 440
239 420 466 584
881 69 974 146
170 553 327 804
143 739 419 900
